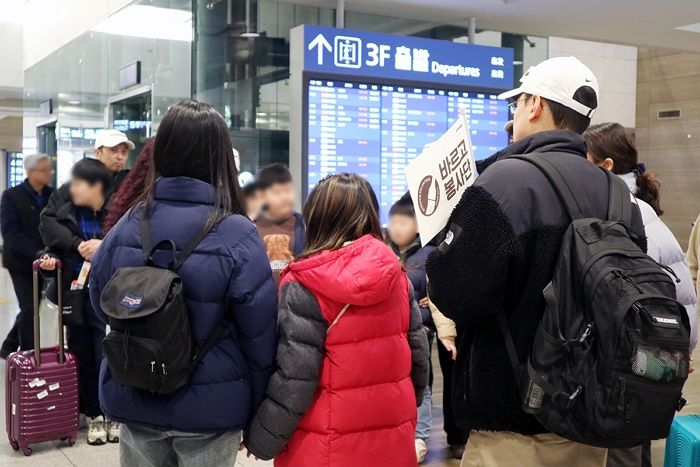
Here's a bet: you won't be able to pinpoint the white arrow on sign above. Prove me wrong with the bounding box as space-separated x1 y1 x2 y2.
308 33 332 65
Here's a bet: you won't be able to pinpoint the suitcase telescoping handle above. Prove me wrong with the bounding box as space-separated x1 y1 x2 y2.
32 259 64 367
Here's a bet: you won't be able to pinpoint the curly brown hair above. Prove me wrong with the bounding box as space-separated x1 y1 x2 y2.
102 138 155 234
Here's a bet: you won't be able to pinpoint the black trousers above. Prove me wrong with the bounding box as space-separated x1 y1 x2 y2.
67 301 105 418
607 441 652 467
437 331 469 446
3 270 37 351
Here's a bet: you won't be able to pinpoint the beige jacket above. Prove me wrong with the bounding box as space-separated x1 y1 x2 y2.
429 300 456 339
688 214 700 317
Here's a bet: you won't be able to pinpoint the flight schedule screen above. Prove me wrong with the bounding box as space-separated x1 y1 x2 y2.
306 79 510 222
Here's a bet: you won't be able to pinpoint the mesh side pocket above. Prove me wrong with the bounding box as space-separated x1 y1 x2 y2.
631 345 687 382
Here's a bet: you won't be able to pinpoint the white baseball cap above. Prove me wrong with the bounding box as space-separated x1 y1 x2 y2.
499 57 599 118
94 129 135 150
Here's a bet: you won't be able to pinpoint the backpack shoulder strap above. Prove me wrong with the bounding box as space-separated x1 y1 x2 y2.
170 220 216 271
139 202 216 271
139 203 155 265
497 308 523 382
510 154 587 220
327 304 350 335
604 168 632 225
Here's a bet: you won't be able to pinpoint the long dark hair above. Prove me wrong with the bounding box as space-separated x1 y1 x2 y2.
299 173 382 259
150 100 245 228
584 122 663 215
103 138 155 234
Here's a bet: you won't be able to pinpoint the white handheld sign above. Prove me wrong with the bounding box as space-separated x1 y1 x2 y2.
405 113 476 245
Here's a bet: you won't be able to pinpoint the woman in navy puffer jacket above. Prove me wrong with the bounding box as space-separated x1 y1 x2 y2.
89 101 277 466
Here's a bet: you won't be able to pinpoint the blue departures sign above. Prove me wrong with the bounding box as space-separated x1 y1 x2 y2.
303 25 514 90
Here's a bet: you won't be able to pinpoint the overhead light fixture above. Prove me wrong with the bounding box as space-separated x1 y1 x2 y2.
91 5 192 42
0 0 26 24
676 22 700 34
68 100 81 105
206 0 224 9
241 0 260 38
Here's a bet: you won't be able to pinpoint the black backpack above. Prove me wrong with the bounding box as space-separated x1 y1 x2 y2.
100 204 227 395
499 154 690 448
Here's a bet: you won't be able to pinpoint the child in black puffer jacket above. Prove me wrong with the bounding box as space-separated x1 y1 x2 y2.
387 192 435 463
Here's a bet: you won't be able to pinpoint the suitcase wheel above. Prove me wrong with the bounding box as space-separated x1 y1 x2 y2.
21 445 32 456
62 437 76 447
9 439 19 451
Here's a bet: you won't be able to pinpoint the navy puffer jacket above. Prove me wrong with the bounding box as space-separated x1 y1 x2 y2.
89 176 278 432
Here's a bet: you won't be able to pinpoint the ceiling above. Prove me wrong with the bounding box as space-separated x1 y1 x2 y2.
297 0 700 52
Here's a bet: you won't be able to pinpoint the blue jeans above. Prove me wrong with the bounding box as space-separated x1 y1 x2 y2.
416 385 432 441
120 424 241 467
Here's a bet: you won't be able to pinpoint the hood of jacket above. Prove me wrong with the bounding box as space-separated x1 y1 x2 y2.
618 172 638 195
286 234 401 307
476 129 587 174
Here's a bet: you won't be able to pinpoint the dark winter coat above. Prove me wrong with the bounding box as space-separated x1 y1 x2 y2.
88 176 278 432
427 130 646 435
1 180 54 273
39 168 127 255
390 238 435 325
245 235 430 466
38 198 103 304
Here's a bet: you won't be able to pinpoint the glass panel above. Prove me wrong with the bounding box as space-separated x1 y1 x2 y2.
23 0 192 177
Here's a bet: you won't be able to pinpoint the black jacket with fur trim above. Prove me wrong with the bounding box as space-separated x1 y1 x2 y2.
426 130 646 435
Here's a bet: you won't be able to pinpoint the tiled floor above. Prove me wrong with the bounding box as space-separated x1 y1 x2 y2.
0 267 697 466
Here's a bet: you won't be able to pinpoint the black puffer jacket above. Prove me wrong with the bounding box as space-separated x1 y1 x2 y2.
427 130 646 435
39 169 127 254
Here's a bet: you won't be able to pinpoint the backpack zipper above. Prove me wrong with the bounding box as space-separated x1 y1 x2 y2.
613 270 643 293
655 262 681 283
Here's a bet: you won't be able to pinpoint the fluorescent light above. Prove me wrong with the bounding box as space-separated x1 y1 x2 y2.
0 0 26 24
68 100 81 105
676 22 700 34
91 5 192 42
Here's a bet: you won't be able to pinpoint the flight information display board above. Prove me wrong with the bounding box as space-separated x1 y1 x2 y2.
291 25 514 222
306 79 509 222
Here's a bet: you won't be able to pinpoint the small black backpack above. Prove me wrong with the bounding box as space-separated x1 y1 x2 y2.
500 154 690 448
100 204 227 395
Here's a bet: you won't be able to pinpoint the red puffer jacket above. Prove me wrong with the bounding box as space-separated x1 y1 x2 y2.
246 234 430 466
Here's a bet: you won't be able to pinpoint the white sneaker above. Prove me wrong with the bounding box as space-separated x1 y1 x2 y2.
107 419 120 443
87 416 107 445
415 438 428 463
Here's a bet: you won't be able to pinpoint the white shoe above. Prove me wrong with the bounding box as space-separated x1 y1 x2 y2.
107 419 120 443
87 415 107 445
415 438 428 463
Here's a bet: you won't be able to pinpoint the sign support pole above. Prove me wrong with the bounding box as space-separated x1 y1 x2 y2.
336 0 345 28
468 17 476 44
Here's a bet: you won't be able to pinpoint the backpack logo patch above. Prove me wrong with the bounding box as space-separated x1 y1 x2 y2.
653 316 678 325
119 293 143 310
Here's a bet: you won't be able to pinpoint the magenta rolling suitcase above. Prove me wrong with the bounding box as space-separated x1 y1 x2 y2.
5 260 79 456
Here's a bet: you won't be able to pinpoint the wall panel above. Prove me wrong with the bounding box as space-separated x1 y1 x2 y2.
636 47 700 249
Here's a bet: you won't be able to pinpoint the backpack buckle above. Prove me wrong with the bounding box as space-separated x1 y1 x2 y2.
566 386 583 408
677 396 689 412
579 324 593 344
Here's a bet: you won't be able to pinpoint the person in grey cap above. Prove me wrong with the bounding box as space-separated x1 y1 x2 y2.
0 153 55 357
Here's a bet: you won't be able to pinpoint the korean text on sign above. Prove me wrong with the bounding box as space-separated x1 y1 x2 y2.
405 113 476 245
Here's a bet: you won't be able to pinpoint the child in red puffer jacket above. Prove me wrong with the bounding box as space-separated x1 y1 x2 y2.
244 173 430 466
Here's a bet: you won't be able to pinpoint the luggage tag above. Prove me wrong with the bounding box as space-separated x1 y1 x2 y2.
75 261 91 290
28 378 46 388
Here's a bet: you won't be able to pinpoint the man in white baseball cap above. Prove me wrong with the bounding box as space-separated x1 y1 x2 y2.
94 129 134 174
427 57 645 466
499 56 599 142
